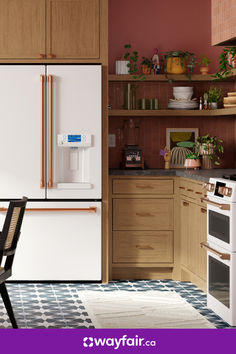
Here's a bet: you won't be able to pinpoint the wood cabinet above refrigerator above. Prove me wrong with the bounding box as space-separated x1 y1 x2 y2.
0 0 107 61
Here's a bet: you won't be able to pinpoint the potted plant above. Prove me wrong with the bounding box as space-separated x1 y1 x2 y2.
213 46 236 81
164 51 197 77
207 86 222 109
141 57 152 75
123 44 139 78
199 55 211 75
196 134 224 169
184 153 201 170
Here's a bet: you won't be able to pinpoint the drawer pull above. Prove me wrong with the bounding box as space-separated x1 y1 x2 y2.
179 186 185 190
136 212 153 217
183 201 189 207
136 185 154 189
200 242 230 260
201 208 207 214
136 245 154 250
187 189 194 192
195 191 202 195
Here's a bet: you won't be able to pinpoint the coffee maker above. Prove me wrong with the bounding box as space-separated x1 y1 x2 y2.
122 119 144 169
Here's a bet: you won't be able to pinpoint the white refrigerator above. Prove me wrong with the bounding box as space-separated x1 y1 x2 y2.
0 65 102 280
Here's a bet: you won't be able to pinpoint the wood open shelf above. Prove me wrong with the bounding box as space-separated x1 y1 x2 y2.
109 69 236 82
109 108 236 117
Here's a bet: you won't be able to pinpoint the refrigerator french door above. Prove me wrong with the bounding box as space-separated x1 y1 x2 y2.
0 65 102 280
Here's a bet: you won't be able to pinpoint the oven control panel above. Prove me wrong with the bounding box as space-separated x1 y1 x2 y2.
207 178 235 201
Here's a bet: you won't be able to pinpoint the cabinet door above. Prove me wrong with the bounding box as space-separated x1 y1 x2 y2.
46 0 100 59
180 199 190 268
0 0 45 59
197 206 207 280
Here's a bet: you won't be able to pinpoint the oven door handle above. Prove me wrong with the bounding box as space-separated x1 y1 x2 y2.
200 241 230 260
201 197 230 210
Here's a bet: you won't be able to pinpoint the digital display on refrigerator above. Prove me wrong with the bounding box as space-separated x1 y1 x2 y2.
68 135 81 142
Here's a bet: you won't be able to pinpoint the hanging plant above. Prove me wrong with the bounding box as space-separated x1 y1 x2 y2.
212 46 236 81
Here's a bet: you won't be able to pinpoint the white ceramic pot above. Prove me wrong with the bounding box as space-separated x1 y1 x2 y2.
210 102 218 110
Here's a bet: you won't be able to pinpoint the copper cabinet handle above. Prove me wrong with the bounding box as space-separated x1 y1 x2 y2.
136 212 153 217
179 186 185 190
48 75 53 189
0 207 97 213
40 54 46 58
200 241 230 260
136 245 154 250
201 197 230 210
195 191 202 195
48 54 55 59
187 189 194 192
201 208 207 213
136 185 154 189
40 75 45 189
183 201 189 207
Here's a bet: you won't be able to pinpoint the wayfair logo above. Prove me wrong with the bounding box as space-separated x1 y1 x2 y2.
83 335 156 350
83 337 94 347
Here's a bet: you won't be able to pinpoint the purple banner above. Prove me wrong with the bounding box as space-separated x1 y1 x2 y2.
0 329 236 353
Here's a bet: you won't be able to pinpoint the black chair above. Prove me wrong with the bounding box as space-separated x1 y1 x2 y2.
0 197 27 328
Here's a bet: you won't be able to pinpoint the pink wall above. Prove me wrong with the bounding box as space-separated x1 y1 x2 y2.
109 0 222 74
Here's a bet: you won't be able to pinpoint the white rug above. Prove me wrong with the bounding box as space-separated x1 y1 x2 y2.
79 291 215 328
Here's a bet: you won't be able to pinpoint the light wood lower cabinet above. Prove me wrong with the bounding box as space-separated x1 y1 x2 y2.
113 231 173 263
180 197 207 286
113 198 174 231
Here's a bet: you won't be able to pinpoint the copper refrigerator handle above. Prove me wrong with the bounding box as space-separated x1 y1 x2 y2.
48 75 53 189
200 241 230 260
0 207 97 213
201 197 230 210
40 75 45 189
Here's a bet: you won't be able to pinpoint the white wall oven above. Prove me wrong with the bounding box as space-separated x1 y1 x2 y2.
202 177 236 326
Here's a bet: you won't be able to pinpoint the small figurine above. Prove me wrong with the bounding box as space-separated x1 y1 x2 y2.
152 48 160 75
160 146 172 169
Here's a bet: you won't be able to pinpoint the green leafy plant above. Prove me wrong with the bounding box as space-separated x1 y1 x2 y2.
141 57 152 67
200 55 211 67
213 46 236 81
207 87 222 103
196 134 224 165
185 153 199 160
164 50 197 81
124 44 139 78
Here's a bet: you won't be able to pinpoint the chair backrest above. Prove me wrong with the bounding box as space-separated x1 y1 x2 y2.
0 197 28 255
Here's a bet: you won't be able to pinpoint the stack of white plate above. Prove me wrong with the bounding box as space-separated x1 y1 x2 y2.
168 86 198 110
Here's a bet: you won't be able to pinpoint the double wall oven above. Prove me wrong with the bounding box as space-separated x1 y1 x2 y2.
201 177 236 326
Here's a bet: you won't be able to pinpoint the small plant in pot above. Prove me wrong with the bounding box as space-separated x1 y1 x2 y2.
196 134 224 169
199 55 211 75
141 57 152 75
164 50 197 78
184 153 201 170
207 86 222 109
213 46 236 81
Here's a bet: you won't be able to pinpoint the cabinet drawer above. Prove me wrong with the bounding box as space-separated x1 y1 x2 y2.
113 231 173 263
179 180 205 199
113 199 174 230
113 179 174 195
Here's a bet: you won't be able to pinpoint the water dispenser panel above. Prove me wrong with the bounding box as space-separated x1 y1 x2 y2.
58 134 92 147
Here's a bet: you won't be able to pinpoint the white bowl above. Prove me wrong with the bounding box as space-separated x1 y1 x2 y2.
173 87 193 91
173 87 193 100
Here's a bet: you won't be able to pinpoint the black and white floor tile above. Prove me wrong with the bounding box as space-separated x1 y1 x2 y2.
0 280 231 328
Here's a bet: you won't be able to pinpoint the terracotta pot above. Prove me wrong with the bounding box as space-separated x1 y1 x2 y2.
184 159 201 170
166 57 186 74
141 64 151 75
200 66 209 75
201 155 214 169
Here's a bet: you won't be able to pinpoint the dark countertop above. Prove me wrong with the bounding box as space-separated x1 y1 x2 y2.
109 169 236 183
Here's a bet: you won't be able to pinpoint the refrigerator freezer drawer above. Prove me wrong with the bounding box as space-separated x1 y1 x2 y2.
0 201 101 281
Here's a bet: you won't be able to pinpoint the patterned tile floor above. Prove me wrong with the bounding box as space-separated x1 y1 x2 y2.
0 280 232 328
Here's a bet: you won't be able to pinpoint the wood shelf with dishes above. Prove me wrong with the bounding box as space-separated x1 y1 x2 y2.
109 69 236 82
109 108 236 117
